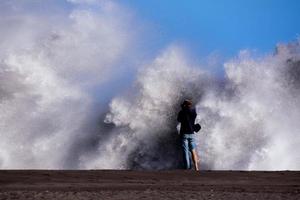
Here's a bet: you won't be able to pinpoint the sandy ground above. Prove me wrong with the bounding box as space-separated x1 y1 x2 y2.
0 170 299 200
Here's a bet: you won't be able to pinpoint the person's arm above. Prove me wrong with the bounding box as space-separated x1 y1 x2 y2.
192 108 197 121
177 111 182 122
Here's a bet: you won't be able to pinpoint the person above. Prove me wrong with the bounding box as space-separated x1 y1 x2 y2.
177 99 199 171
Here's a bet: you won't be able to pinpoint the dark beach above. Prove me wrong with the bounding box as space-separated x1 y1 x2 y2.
0 170 299 199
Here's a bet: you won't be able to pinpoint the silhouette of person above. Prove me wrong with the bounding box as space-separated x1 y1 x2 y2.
177 99 199 170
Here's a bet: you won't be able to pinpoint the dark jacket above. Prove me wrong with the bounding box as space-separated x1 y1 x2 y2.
177 106 197 134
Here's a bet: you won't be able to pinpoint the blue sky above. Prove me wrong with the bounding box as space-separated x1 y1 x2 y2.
121 0 300 58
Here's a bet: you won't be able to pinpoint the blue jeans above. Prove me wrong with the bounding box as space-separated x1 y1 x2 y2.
181 133 196 169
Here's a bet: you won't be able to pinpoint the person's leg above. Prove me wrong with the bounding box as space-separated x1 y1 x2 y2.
181 135 190 169
191 149 199 171
188 135 199 171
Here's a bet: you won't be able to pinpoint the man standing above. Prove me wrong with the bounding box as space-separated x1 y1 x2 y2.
177 99 199 170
